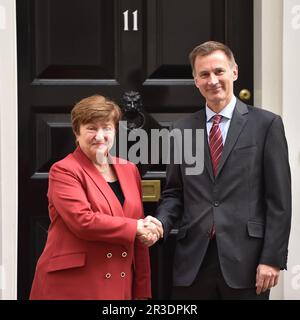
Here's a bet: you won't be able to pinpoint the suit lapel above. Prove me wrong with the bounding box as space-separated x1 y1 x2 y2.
73 147 125 217
194 109 214 181
216 99 249 177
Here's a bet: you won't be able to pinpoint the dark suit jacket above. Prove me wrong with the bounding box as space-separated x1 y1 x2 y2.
156 99 291 289
30 147 151 299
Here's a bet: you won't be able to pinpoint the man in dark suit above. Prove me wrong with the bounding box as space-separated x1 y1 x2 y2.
150 41 291 299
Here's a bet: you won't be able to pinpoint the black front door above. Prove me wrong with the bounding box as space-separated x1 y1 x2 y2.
17 0 253 299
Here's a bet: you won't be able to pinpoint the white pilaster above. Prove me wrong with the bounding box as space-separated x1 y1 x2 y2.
254 0 284 299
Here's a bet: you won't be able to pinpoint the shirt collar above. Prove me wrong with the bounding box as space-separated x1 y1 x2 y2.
206 96 237 122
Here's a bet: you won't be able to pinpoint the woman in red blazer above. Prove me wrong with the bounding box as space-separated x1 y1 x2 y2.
30 95 161 299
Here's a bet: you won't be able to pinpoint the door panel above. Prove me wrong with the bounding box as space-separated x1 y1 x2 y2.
145 0 211 79
34 0 115 79
17 0 253 299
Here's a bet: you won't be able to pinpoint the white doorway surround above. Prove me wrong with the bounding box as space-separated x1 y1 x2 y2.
254 0 300 300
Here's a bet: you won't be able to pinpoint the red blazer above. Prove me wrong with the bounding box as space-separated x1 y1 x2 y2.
30 147 151 300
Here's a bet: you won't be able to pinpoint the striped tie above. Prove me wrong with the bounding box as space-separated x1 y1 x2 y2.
209 114 223 177
208 114 223 239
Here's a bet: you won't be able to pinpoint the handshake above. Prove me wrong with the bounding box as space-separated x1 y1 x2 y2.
136 215 164 247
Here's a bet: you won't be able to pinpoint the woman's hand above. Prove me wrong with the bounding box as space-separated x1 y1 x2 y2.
136 217 163 246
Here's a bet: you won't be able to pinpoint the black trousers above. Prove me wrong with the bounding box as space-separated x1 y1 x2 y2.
172 238 270 300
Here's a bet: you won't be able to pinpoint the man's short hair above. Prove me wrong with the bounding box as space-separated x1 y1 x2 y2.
189 41 236 77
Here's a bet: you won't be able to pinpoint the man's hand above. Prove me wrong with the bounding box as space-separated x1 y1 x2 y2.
256 264 280 295
136 216 164 246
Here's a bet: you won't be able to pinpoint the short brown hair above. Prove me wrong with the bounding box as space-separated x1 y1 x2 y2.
189 41 236 77
71 95 121 135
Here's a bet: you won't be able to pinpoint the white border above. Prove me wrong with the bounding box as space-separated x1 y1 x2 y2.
0 0 18 299
1 0 296 300
282 0 300 300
